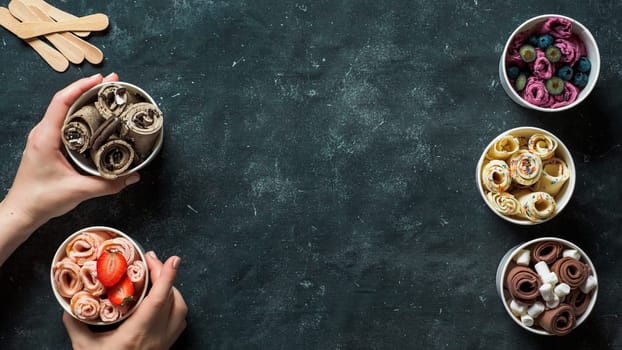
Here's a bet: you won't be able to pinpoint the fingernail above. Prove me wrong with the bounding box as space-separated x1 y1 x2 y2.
148 251 157 259
104 72 116 79
89 73 102 79
125 173 140 186
172 257 181 269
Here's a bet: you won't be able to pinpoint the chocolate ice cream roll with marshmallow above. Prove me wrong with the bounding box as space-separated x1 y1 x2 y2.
95 84 141 119
61 105 104 154
120 102 163 159
90 138 136 179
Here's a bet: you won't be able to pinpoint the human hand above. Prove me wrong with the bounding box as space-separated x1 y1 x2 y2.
2 73 140 228
63 252 188 350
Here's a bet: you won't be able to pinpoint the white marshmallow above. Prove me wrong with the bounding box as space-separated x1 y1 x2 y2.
510 299 527 317
543 272 559 286
562 249 581 260
554 283 571 298
580 275 598 294
546 294 560 309
534 261 551 279
527 302 545 318
514 249 531 266
521 314 535 327
539 283 555 302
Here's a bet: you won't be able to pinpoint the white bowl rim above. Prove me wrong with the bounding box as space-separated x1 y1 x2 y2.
476 126 576 225
50 226 150 326
499 14 600 112
497 236 598 335
64 81 164 178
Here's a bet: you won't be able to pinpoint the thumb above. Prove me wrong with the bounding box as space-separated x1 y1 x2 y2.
62 312 95 347
78 173 141 198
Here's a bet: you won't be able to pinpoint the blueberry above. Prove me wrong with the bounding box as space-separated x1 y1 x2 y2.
574 56 591 73
507 65 521 80
528 35 539 47
519 45 537 63
557 66 574 81
573 72 589 88
545 46 562 63
515 73 528 92
546 77 565 95
537 34 553 49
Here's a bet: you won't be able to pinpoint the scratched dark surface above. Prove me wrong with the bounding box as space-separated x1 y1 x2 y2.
1 1 622 349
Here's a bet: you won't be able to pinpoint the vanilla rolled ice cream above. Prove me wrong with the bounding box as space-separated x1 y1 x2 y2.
478 127 574 224
486 192 521 216
482 160 512 193
62 82 163 179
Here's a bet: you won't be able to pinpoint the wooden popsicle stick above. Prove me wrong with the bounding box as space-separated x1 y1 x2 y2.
29 4 103 64
20 0 89 37
3 11 108 39
0 8 68 72
8 0 84 64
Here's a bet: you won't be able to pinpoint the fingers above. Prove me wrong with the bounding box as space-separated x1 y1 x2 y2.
62 312 94 347
145 250 164 280
148 256 180 303
76 173 141 199
135 255 180 323
102 72 119 83
166 287 188 341
43 74 104 130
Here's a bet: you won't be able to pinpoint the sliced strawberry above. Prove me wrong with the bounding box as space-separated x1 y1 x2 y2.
97 249 128 287
108 275 135 306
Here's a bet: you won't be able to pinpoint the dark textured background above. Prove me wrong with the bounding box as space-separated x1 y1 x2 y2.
1 1 621 349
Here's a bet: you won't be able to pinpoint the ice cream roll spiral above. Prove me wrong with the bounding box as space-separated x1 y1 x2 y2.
528 133 558 160
532 157 570 196
120 102 163 159
91 138 136 179
505 265 543 304
61 105 104 154
509 150 543 186
517 190 557 223
95 84 141 119
538 304 576 336
486 192 520 216
486 134 520 160
481 160 512 193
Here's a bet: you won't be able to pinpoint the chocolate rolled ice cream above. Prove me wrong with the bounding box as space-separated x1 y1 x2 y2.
61 82 163 178
502 239 597 335
61 105 104 154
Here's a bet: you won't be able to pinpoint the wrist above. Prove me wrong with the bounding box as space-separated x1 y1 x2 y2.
0 198 44 240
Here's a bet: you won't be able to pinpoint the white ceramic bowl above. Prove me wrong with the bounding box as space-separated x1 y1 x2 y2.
64 81 163 178
499 14 600 112
496 237 598 335
476 126 575 225
50 226 149 325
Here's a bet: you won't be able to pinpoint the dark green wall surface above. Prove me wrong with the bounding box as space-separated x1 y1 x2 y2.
1 1 621 349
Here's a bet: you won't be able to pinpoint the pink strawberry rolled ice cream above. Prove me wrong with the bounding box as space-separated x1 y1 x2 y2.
540 17 573 39
522 76 552 107
70 291 100 321
53 258 83 298
79 261 105 297
97 237 137 265
99 298 129 323
530 50 554 80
